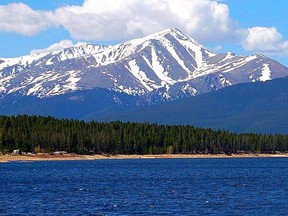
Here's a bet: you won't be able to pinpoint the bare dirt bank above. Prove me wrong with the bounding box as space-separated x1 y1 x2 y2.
1 153 288 163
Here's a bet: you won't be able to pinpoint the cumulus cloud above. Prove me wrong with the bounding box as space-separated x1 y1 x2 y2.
243 27 288 55
0 3 57 35
0 0 287 56
30 40 86 55
55 0 244 42
0 0 243 42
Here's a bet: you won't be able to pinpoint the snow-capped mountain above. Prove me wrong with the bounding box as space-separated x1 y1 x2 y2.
1 28 288 104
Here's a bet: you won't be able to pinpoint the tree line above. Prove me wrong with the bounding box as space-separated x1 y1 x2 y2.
0 115 287 155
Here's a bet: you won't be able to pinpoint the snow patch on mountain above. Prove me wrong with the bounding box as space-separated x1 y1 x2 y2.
260 63 272 82
150 48 175 85
181 84 198 96
127 60 153 92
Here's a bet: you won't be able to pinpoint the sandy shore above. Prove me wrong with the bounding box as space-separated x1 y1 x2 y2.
0 153 288 163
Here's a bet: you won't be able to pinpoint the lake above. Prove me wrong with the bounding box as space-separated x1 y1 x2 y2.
1 158 288 215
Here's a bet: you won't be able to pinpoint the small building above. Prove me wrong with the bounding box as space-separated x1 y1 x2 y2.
13 149 20 155
54 151 67 155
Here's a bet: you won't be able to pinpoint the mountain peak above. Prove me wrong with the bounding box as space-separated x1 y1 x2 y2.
126 28 187 44
155 27 183 35
146 27 192 41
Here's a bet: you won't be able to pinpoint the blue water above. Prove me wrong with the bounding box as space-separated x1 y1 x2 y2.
1 158 288 215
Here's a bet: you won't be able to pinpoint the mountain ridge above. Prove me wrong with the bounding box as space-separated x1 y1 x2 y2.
94 76 288 134
1 28 288 103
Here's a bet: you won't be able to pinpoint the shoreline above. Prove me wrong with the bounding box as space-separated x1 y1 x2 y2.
1 153 288 163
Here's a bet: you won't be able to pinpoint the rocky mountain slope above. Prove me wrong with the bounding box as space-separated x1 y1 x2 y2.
1 28 288 105
96 77 288 134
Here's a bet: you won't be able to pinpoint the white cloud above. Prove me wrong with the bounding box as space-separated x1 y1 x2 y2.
0 0 287 56
30 40 86 55
55 0 244 42
0 0 244 42
0 3 57 35
243 27 288 55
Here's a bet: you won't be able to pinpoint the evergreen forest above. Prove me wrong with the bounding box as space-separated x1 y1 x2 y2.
0 115 287 155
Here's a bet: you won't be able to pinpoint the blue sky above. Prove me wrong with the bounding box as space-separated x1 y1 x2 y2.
0 0 287 66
